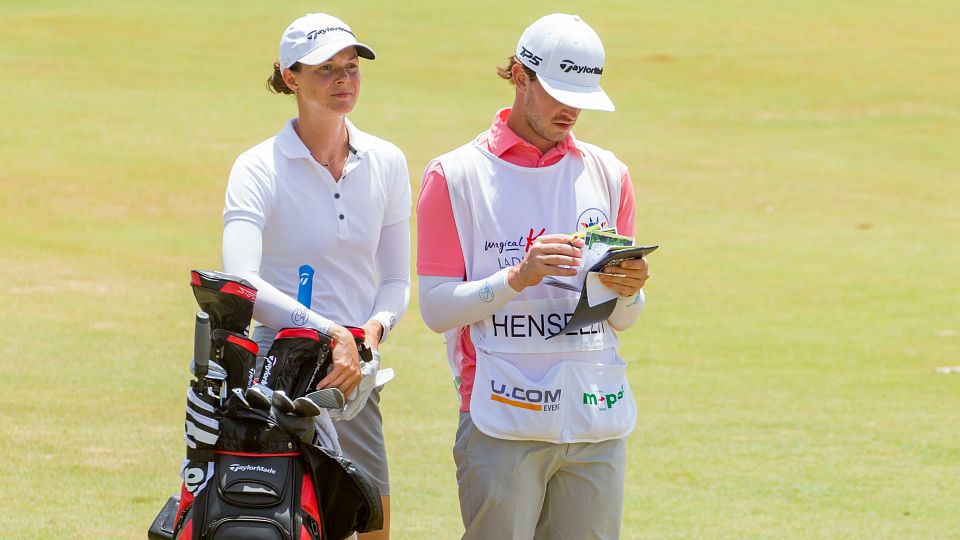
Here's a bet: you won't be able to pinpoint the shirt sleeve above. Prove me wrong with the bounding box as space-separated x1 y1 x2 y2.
369 219 411 343
416 160 467 277
224 152 273 229
616 166 635 238
608 165 644 330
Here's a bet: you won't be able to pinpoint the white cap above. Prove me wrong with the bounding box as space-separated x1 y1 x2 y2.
279 13 375 71
515 13 614 112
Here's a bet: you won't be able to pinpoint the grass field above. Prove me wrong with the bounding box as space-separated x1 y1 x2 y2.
1 0 958 538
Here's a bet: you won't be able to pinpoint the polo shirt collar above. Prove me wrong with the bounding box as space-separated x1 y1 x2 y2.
277 117 373 160
486 107 582 158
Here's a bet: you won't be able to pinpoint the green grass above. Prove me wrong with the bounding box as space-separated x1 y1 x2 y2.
1 0 958 538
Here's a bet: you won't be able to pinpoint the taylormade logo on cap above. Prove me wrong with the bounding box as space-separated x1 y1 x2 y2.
515 13 615 111
279 13 376 71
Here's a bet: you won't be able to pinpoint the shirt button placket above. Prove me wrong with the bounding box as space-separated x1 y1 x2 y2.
334 191 346 235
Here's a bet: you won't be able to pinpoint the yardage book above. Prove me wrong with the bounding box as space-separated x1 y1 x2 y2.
545 226 658 338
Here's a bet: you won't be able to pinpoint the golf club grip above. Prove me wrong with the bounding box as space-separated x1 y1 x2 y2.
194 311 212 378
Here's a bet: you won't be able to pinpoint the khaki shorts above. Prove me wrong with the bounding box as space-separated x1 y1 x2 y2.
252 326 390 496
453 412 626 540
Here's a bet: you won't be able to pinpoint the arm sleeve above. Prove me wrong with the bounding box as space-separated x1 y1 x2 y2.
416 160 466 277
418 270 520 334
369 219 411 343
382 147 412 227
222 219 335 334
608 166 645 331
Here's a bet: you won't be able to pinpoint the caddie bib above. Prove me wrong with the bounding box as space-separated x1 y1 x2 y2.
439 140 637 443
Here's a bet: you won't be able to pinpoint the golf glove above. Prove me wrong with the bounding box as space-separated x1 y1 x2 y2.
331 350 380 422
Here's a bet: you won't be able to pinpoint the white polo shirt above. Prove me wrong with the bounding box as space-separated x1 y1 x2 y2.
223 118 411 331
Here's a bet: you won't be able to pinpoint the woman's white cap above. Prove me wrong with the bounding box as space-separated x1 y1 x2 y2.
279 13 376 71
515 14 614 111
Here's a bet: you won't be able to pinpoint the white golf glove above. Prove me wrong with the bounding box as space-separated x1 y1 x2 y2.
331 350 380 422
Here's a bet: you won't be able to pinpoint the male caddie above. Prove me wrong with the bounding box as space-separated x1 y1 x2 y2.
417 13 651 539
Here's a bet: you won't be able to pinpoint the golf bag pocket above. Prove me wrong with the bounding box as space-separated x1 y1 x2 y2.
175 451 322 540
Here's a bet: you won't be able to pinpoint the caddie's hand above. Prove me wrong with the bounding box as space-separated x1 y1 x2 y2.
597 257 650 297
507 234 583 291
316 324 362 397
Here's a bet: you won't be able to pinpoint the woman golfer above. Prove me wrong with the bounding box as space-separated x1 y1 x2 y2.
221 13 411 539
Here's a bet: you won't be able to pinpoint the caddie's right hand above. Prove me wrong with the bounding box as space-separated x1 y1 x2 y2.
507 234 583 291
315 324 362 398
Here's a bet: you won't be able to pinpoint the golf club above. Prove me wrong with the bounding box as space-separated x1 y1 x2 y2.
272 390 296 414
293 388 346 416
192 311 211 385
244 384 273 412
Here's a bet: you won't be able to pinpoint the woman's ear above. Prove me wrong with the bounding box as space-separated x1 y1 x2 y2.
282 68 299 94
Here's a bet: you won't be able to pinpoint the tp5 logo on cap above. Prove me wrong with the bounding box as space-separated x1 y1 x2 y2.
515 13 615 112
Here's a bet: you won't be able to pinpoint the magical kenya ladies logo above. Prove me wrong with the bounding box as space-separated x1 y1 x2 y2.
577 208 609 230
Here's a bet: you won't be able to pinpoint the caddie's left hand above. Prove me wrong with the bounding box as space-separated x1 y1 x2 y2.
597 257 650 297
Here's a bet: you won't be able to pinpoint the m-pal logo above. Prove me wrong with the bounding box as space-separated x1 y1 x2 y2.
577 208 608 230
490 379 561 412
582 385 625 410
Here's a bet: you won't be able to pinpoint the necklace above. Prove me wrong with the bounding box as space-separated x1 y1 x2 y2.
313 128 349 168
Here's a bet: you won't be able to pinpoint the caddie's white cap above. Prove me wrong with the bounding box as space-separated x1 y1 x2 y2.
515 13 614 112
279 13 376 71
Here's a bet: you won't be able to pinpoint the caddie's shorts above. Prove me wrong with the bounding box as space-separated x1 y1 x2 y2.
453 412 626 540
252 325 390 496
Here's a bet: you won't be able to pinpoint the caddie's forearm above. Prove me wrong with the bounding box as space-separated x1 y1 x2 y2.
607 289 645 331
222 219 335 334
418 269 519 333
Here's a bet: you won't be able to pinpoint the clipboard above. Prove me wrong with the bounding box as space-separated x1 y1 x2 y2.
546 244 659 339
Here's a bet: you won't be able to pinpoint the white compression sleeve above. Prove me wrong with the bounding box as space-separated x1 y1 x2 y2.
222 218 335 334
368 219 411 343
420 272 645 333
607 289 645 331
418 270 520 334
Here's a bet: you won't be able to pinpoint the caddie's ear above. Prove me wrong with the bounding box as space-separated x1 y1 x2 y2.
512 63 528 93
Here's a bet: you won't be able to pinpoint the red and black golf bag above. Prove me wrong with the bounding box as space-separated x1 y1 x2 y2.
149 270 383 540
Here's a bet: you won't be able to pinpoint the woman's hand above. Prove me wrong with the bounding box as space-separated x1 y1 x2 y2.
315 324 362 397
360 320 384 351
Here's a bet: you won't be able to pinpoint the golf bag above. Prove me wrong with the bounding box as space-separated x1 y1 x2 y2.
150 270 383 540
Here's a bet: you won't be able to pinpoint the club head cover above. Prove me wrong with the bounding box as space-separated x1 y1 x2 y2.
190 269 257 335
260 328 333 398
211 329 258 391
